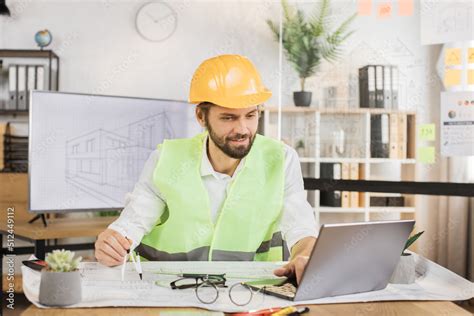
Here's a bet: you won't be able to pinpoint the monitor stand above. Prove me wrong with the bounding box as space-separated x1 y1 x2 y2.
29 214 48 227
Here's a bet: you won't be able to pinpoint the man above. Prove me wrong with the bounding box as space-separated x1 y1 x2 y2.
95 54 317 284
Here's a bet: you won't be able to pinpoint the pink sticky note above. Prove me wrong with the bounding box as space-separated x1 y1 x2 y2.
358 0 372 16
399 0 413 16
378 3 392 18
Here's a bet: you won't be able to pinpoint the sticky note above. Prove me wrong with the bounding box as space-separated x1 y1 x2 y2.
358 0 372 16
445 48 461 66
399 0 413 16
378 3 391 18
444 69 461 87
418 124 436 141
468 48 474 64
418 147 435 164
468 69 474 85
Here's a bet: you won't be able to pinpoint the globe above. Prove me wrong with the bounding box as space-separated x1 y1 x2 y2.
35 30 52 49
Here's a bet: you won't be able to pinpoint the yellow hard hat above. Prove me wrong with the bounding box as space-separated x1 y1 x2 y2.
188 54 272 109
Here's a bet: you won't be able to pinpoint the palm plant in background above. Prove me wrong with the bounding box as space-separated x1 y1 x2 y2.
267 0 356 106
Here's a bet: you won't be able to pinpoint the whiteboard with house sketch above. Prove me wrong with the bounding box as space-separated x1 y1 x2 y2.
29 91 201 212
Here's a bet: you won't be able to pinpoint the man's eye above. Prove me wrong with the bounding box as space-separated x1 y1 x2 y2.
247 114 256 118
221 117 233 121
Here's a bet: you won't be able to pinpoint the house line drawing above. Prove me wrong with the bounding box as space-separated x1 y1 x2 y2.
65 112 175 206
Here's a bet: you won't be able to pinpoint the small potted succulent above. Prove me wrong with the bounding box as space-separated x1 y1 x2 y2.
390 231 424 284
39 249 82 306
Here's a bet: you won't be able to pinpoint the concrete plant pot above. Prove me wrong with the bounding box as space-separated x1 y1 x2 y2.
389 254 416 284
39 269 82 306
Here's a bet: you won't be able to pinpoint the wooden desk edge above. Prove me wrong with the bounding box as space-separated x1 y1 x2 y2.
21 301 472 316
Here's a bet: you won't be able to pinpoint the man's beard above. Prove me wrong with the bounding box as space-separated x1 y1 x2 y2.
206 120 255 159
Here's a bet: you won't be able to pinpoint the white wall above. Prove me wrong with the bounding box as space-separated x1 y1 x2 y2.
1 0 432 112
1 0 449 264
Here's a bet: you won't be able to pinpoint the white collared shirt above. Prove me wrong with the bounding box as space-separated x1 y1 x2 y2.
109 135 318 251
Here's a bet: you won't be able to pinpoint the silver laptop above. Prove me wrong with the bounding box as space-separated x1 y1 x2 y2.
246 220 415 301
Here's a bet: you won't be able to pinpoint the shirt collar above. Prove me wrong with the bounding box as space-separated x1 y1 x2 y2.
200 135 246 179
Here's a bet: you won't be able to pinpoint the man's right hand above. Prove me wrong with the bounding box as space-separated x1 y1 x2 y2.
95 229 132 267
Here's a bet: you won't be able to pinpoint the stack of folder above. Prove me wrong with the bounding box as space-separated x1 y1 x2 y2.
320 163 361 208
359 65 398 109
371 113 407 159
0 123 5 171
3 122 28 172
2 64 45 111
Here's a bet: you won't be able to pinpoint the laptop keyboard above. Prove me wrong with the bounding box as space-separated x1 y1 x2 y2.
265 282 297 298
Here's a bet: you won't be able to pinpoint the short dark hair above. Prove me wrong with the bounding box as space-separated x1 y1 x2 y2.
196 102 214 121
196 102 263 122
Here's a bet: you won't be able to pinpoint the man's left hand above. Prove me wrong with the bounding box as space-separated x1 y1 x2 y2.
273 255 309 284
273 236 316 284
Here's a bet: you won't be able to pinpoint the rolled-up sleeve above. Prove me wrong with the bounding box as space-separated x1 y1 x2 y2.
279 145 319 251
108 149 166 245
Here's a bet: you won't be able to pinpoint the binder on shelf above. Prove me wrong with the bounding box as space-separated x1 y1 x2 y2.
371 114 389 158
0 123 5 170
370 196 387 206
7 65 18 110
341 163 350 208
358 164 366 207
27 65 36 110
18 65 26 110
375 65 384 108
383 66 392 109
387 196 404 207
0 60 5 111
370 196 405 207
319 163 342 207
358 65 376 108
349 163 359 208
389 114 399 158
398 114 407 159
391 66 399 109
36 66 45 90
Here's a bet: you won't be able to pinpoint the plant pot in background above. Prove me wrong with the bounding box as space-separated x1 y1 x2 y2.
39 269 82 306
293 91 312 107
389 254 416 284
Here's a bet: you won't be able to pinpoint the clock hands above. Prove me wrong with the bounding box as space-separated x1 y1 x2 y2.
146 11 175 24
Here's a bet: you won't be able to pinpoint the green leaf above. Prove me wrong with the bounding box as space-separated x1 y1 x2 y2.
45 249 83 272
403 231 424 254
267 0 356 83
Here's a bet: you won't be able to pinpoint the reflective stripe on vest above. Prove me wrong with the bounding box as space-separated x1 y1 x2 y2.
138 131 285 261
137 231 284 261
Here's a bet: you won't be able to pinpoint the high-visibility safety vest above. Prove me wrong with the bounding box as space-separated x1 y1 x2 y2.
135 131 286 261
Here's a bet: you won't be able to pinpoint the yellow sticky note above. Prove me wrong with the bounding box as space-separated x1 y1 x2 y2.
444 69 461 87
445 48 461 66
468 69 474 85
468 48 474 64
418 147 435 164
418 124 436 141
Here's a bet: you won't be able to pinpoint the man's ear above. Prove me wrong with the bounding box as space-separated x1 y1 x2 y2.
195 107 206 128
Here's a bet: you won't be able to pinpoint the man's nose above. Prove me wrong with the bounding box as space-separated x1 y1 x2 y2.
233 118 248 135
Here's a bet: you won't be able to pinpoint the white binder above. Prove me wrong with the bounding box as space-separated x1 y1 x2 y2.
383 66 392 109
7 65 17 110
18 65 27 110
27 66 37 110
391 66 399 109
36 66 45 90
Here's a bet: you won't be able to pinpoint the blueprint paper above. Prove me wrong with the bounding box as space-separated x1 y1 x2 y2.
23 254 473 312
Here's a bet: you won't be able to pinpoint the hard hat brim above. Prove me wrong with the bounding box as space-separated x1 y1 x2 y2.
189 90 272 109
